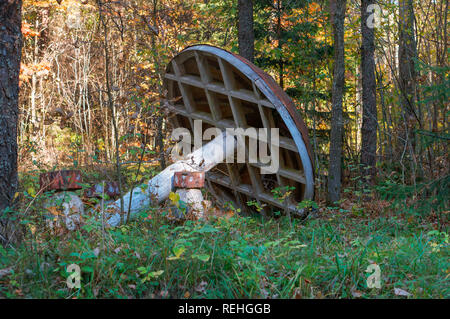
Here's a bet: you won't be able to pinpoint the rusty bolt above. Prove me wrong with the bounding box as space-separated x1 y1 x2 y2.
173 171 205 189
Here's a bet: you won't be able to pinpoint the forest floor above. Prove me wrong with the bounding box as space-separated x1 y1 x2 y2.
0 167 448 299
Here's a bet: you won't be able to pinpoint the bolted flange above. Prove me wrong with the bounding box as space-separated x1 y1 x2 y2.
173 171 205 189
39 170 83 192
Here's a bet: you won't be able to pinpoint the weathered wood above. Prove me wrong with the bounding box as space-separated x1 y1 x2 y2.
166 104 299 152
164 73 274 108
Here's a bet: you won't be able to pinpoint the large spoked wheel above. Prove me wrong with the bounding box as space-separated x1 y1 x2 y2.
163 45 314 215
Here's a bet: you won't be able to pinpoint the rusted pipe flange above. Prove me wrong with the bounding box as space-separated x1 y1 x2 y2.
173 171 205 189
39 169 83 192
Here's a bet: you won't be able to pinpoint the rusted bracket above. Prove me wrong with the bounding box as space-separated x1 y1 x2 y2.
173 171 205 189
39 170 82 192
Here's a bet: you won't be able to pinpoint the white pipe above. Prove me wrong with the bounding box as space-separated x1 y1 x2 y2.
106 131 236 226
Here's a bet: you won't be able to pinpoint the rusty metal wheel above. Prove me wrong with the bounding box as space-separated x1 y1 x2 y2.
163 45 314 215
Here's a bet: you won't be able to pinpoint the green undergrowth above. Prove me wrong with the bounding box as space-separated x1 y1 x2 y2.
0 206 448 299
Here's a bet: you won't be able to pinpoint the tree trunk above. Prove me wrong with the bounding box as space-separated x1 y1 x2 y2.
327 0 346 204
360 0 377 182
398 0 417 148
0 0 22 241
276 1 284 88
238 0 254 62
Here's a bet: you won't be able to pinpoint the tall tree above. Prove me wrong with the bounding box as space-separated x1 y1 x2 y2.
238 0 255 62
0 0 22 234
327 0 346 203
398 0 417 148
360 0 377 182
253 1 324 89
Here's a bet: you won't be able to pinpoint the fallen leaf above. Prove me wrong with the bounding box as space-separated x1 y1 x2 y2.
394 288 411 297
15 289 24 296
47 206 61 216
173 245 186 258
149 270 164 278
0 267 13 278
192 254 210 262
293 287 302 299
27 186 36 198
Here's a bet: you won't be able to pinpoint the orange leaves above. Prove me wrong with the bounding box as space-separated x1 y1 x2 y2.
21 22 39 37
317 121 329 130
205 207 236 220
292 1 322 17
307 2 321 14
19 61 51 85
19 64 32 86
290 2 326 28
31 61 51 73
23 0 93 14
132 61 153 72
46 206 62 216
23 0 52 9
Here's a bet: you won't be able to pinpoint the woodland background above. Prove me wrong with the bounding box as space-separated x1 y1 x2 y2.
0 0 448 298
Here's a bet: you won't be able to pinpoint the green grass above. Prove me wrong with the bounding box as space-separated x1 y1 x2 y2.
1 205 448 299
